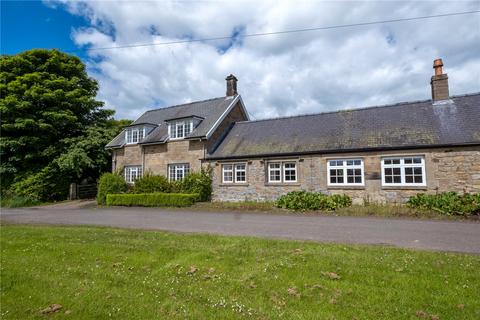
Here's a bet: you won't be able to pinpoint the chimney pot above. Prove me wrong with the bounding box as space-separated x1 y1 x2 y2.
225 74 238 96
430 58 449 102
433 58 444 76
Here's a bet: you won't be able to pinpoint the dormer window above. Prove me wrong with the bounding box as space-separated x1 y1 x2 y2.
168 119 194 139
125 127 146 144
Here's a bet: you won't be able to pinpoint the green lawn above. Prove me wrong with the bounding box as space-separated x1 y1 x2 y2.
1 225 479 319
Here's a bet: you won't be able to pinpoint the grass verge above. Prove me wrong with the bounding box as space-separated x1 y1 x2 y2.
192 201 474 220
1 224 479 319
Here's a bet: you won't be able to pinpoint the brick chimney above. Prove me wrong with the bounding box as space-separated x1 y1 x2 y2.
430 58 449 102
225 74 238 96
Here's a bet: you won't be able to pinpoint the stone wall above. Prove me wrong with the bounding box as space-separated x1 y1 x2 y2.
143 140 205 175
112 145 142 171
210 146 480 203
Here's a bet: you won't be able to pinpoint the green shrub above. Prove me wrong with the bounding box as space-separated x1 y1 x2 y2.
276 191 352 211
106 193 198 207
133 174 171 193
407 192 480 216
97 173 128 205
0 193 40 208
11 166 70 201
175 168 212 202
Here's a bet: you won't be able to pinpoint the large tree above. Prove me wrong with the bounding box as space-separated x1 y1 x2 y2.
0 49 126 200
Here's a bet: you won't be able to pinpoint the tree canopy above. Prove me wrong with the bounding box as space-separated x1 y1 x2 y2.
0 49 128 200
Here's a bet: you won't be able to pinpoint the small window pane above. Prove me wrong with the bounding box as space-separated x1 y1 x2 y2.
404 158 413 164
284 163 297 182
393 176 401 183
413 158 422 164
223 164 233 183
268 163 281 182
414 176 423 183
235 164 246 183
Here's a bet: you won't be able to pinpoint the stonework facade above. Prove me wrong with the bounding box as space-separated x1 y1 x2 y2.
107 68 479 203
209 146 480 204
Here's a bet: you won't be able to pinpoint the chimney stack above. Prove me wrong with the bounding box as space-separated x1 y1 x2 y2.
225 74 238 96
431 58 449 102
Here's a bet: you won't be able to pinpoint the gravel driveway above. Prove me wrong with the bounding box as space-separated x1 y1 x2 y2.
1 206 479 254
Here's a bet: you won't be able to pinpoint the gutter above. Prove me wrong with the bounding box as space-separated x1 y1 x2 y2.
205 142 480 161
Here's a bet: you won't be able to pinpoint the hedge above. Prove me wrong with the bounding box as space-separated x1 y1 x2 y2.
106 193 198 207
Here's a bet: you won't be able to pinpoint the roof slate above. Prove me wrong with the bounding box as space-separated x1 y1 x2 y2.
106 96 235 148
208 93 480 159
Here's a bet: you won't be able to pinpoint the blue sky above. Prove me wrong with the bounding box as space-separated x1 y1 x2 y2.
1 1 87 59
1 1 479 120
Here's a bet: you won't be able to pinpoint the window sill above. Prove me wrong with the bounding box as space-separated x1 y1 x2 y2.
327 186 365 190
381 186 427 190
219 183 249 187
264 183 301 187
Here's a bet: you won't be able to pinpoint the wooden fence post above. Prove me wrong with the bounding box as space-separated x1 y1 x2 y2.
69 183 77 200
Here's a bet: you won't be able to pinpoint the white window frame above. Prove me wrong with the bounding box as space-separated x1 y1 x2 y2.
283 162 297 183
267 161 297 183
222 164 234 183
221 163 247 184
168 163 190 181
268 162 282 183
168 120 194 140
125 127 145 144
124 166 143 183
381 156 426 187
234 163 247 183
327 159 365 186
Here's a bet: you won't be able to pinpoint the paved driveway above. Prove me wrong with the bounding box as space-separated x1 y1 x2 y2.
1 206 479 254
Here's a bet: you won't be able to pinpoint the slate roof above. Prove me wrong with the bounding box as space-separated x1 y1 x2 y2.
106 96 237 148
208 93 480 159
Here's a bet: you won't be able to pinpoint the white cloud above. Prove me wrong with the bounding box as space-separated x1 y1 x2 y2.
49 0 480 119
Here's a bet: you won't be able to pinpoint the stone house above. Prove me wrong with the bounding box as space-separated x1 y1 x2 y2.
106 74 249 182
106 59 480 203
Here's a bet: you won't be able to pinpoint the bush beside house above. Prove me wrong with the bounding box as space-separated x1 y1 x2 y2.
106 193 198 207
171 170 212 202
407 192 480 216
276 191 352 211
132 174 172 194
97 173 128 205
